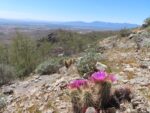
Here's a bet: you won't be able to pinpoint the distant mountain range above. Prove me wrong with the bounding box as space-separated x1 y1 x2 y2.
0 18 139 30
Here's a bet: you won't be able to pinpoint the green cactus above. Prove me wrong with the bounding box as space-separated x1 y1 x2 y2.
70 91 82 113
83 91 95 107
99 81 112 109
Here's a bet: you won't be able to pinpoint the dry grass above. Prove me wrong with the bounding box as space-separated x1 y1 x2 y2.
140 88 150 100
27 105 41 113
46 101 58 113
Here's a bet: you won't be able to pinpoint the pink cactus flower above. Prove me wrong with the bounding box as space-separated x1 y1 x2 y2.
68 79 88 89
90 71 117 83
90 71 107 83
107 74 117 82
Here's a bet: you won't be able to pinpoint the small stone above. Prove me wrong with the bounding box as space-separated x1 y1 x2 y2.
122 80 129 83
85 107 97 113
120 103 126 111
44 94 49 101
123 67 134 72
34 75 40 79
43 109 54 113
39 105 45 111
7 95 14 103
126 108 131 113
34 79 39 83
130 109 137 113
129 34 136 39
2 87 14 95
95 62 107 71
10 84 16 88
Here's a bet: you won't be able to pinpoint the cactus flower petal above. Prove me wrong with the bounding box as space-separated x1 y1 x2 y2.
90 70 107 82
68 79 88 89
108 74 117 82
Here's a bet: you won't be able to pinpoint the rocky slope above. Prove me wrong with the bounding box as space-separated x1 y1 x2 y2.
0 29 150 113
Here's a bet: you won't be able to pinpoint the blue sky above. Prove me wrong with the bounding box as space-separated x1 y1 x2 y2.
0 0 149 24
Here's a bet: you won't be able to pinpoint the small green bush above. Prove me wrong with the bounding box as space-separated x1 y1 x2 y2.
119 28 131 37
10 33 38 78
76 52 101 78
35 57 64 75
0 64 16 86
144 17 150 27
0 94 6 110
0 44 9 64
146 26 150 32
0 30 117 79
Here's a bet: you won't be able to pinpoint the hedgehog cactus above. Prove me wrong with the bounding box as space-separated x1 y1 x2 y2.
68 70 118 113
70 91 82 113
100 81 112 109
83 91 96 112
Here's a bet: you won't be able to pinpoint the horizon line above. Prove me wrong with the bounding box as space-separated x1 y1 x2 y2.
0 17 140 25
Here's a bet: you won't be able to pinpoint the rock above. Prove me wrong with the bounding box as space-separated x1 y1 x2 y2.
140 64 148 69
147 108 150 112
95 62 107 71
22 81 30 88
10 83 17 88
129 34 136 39
30 88 38 95
122 80 129 84
130 110 137 113
58 53 64 57
126 108 131 113
54 77 68 89
43 109 54 113
2 87 14 95
7 95 13 103
123 67 134 72
57 102 67 109
85 107 97 113
131 93 150 113
39 105 45 111
120 103 126 111
44 94 49 101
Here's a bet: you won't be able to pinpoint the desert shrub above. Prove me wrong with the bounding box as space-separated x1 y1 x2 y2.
0 94 6 110
76 52 101 77
0 30 117 79
119 28 131 37
37 39 55 60
143 17 150 27
0 44 9 64
146 26 150 33
10 33 38 78
35 57 64 75
0 64 16 86
41 30 117 56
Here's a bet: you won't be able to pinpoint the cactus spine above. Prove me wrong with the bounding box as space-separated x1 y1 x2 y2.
83 91 95 107
100 81 112 109
71 91 82 113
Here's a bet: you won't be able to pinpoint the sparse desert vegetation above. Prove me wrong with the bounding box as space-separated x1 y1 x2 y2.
0 21 150 112
0 29 117 85
0 0 150 112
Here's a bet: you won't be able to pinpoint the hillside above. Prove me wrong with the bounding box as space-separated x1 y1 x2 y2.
0 27 150 113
